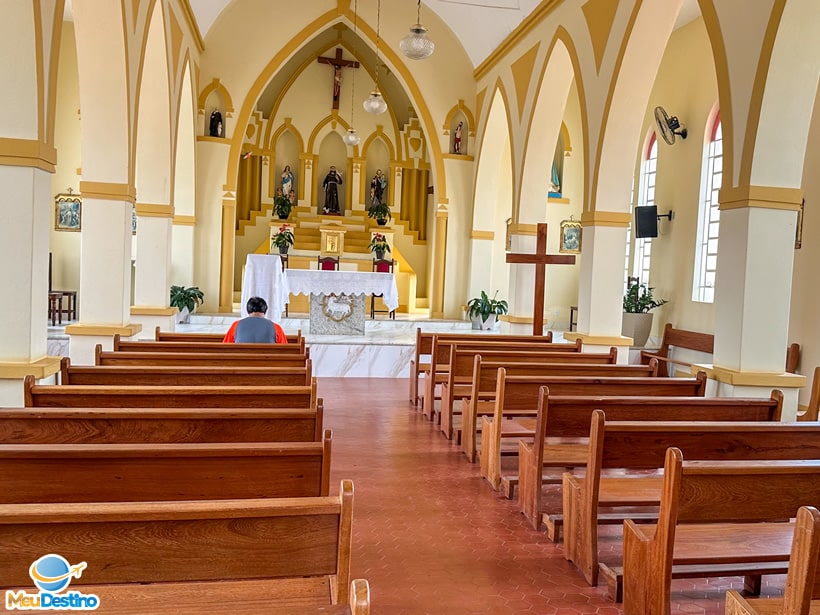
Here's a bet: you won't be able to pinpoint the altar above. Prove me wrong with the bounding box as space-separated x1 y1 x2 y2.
284 269 398 335
240 254 289 322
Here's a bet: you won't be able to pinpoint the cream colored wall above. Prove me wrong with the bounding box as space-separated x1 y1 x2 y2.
636 17 718 337
49 22 82 292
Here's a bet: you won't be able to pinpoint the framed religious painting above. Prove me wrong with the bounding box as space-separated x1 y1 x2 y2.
55 191 82 232
559 219 582 254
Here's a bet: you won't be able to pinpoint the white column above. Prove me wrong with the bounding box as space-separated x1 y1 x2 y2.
351 159 364 211
300 155 313 207
131 207 176 338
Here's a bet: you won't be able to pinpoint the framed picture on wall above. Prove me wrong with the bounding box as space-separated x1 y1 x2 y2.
559 219 582 254
55 191 82 231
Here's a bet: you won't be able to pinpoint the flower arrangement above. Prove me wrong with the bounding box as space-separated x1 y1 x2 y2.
369 232 391 254
271 225 294 250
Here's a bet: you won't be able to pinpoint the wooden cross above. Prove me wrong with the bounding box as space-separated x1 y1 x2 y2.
317 48 360 110
506 223 576 336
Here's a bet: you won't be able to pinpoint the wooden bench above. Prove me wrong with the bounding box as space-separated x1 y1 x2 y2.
439 346 618 439
114 334 307 355
155 325 303 345
640 323 801 376
620 450 820 614
60 357 313 386
421 335 576 420
518 389 783 531
799 365 820 422
0 406 325 443
0 480 370 614
95 346 310 367
562 414 820 595
24 376 317 409
725 505 820 615
0 433 332 502
408 329 555 406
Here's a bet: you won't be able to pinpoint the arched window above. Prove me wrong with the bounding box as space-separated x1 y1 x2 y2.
633 132 658 285
692 112 722 302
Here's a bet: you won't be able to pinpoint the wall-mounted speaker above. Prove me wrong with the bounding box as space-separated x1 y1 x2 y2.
634 205 658 239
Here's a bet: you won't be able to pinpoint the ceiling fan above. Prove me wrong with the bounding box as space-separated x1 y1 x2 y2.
654 106 688 145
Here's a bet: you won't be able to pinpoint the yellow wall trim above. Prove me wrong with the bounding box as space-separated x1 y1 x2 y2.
564 332 634 346
64 323 143 337
719 185 803 211
179 0 205 52
581 0 620 73
691 363 807 388
130 306 178 316
474 0 564 80
173 215 196 226
79 181 137 203
0 137 57 172
548 196 570 204
442 153 475 161
500 314 535 324
580 210 631 227
510 43 541 119
0 356 62 380
470 230 495 240
509 223 537 235
135 203 174 217
196 135 231 144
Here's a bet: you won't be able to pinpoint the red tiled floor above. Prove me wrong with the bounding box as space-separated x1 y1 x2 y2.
321 378 786 614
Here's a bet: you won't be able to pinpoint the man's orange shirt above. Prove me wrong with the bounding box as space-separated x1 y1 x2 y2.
222 319 288 343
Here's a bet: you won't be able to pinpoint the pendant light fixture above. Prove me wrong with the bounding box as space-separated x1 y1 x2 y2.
342 0 361 145
400 0 435 60
363 0 387 115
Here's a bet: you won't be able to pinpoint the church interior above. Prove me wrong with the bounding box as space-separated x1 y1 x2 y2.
3 0 820 613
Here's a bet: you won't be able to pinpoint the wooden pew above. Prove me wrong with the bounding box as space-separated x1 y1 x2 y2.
799 366 820 422
725 505 820 615
438 345 617 439
460 361 698 465
24 376 317 409
60 357 312 386
0 432 333 501
155 325 303 345
620 450 820 615
114 334 306 354
0 480 370 614
562 413 820 595
95 346 310 367
0 407 324 443
407 328 554 405
518 388 783 531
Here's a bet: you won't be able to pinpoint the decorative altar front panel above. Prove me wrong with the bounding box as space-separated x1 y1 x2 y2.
241 254 290 322
284 270 399 311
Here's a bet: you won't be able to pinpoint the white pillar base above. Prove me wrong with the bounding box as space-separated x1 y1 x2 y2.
67 324 143 365
130 310 178 340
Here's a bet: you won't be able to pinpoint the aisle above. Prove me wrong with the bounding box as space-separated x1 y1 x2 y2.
319 378 778 615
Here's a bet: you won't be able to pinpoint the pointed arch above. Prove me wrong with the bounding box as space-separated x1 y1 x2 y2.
268 119 306 154
361 126 396 162
197 77 235 115
307 112 358 156
442 99 476 136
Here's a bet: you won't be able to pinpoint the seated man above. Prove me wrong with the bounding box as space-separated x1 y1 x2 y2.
223 296 288 343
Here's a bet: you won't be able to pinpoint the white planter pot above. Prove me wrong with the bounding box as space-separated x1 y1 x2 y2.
176 306 190 324
471 313 497 330
621 312 654 347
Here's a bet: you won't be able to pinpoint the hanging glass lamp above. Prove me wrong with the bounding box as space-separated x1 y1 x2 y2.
400 24 435 60
342 128 361 146
363 89 387 115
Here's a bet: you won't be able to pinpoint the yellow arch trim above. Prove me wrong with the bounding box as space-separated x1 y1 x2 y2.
361 126 396 161
197 78 235 114
442 99 476 137
560 121 572 154
269 119 306 153
307 111 359 156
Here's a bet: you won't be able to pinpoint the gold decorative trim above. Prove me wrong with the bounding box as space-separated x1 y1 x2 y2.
64 323 143 337
500 315 535 324
718 185 803 211
442 153 475 161
470 230 495 240
0 356 62 380
564 332 634 346
196 135 231 144
548 196 570 204
580 211 631 227
135 203 174 218
509 223 537 235
173 215 196 226
0 138 58 172
510 43 541 119
197 78 234 114
179 0 205 52
79 181 136 203
581 0 620 73
130 307 178 316
691 363 807 388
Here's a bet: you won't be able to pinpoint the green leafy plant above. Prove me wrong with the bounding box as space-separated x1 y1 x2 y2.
169 285 205 314
623 283 668 313
367 202 392 223
271 225 294 249
369 232 391 254
466 290 509 321
274 194 292 219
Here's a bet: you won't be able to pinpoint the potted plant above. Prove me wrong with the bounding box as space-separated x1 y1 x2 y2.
169 285 205 324
369 232 391 260
367 202 392 226
466 290 509 330
271 225 294 255
622 282 668 347
274 193 292 220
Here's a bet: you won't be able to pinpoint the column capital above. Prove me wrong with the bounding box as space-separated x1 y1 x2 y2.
719 185 803 211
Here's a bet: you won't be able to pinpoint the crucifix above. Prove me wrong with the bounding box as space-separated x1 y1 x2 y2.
317 48 360 111
506 222 576 336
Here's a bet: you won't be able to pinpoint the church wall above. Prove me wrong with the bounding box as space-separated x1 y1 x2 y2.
50 22 82 293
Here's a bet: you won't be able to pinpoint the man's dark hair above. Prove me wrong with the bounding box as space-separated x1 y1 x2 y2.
246 296 268 314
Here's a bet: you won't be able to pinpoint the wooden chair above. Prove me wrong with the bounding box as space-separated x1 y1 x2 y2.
280 253 290 316
48 252 77 321
370 258 395 319
318 255 340 271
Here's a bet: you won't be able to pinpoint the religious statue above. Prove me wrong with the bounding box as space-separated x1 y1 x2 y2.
322 166 343 215
281 165 294 200
209 110 223 138
288 189 297 205
370 169 387 208
549 161 561 196
453 121 463 154
333 65 343 103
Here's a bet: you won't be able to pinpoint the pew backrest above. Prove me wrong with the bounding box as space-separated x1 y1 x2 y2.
155 325 302 345
114 334 306 354
95 346 310 367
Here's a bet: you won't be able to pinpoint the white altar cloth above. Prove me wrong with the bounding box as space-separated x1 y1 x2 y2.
240 254 290 321
285 269 399 311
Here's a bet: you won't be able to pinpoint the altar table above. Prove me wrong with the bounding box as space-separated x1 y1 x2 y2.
240 254 289 322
